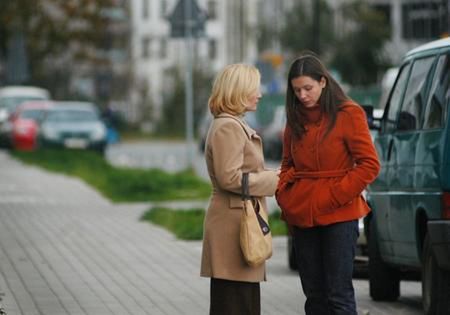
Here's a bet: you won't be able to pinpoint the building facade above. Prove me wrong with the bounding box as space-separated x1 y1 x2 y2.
129 0 260 124
128 0 448 124
368 0 448 63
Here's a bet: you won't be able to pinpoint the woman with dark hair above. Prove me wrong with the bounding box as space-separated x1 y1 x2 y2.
276 53 380 314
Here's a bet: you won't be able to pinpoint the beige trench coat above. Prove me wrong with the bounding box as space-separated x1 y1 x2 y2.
200 113 278 283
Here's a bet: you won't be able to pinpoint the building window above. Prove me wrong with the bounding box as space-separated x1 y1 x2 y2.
207 1 217 19
142 37 151 58
402 2 447 40
160 0 167 17
142 0 149 19
208 39 217 60
160 38 167 59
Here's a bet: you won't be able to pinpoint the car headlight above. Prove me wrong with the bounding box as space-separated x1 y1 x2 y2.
0 109 8 122
42 126 59 140
91 124 106 141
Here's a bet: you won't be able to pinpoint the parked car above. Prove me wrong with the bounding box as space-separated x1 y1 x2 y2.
378 67 399 109
37 102 108 154
9 101 53 151
0 86 50 146
365 37 450 314
261 106 285 161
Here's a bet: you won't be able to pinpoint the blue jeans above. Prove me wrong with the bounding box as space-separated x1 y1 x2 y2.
293 220 359 315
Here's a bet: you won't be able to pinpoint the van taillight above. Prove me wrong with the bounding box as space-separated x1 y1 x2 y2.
443 192 450 219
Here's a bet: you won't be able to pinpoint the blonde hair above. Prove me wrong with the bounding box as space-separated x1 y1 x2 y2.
208 64 261 116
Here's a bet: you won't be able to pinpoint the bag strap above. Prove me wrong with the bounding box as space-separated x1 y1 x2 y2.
241 173 250 200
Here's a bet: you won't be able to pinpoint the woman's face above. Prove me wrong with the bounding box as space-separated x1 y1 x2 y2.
245 88 262 112
291 75 326 108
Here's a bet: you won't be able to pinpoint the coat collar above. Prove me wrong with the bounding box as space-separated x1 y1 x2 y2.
216 112 259 140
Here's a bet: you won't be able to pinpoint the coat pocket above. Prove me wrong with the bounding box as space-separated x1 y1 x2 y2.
314 182 340 215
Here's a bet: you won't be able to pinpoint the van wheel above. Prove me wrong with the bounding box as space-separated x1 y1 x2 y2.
369 218 400 301
422 233 450 315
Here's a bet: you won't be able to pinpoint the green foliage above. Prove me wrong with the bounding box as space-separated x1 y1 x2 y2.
193 67 214 131
330 1 391 85
279 0 334 56
158 69 185 136
276 0 390 87
141 207 288 240
268 210 288 235
12 149 211 202
157 66 213 137
0 0 118 96
141 207 205 240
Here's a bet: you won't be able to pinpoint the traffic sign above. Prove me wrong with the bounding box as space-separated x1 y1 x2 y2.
167 0 207 38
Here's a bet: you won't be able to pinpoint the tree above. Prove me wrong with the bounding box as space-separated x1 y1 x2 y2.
279 0 334 57
158 66 213 137
0 0 117 97
330 1 391 86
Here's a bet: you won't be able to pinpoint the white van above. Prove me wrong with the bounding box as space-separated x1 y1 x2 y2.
0 86 50 146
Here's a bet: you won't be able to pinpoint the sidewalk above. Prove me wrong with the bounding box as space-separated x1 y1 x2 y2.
0 151 207 315
0 150 422 315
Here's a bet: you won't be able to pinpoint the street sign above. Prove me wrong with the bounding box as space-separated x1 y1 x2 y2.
167 0 207 38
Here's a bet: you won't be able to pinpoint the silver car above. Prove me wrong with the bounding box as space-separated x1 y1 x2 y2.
38 102 108 154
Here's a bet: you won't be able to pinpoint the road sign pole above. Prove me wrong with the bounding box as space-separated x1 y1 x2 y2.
168 0 206 169
184 0 194 168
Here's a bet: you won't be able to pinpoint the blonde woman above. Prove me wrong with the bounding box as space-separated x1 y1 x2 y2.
200 64 279 315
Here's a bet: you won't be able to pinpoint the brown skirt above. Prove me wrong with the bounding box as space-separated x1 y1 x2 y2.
210 278 260 315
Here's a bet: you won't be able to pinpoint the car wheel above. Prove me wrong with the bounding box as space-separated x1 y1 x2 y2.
422 233 450 315
368 218 400 301
287 234 298 270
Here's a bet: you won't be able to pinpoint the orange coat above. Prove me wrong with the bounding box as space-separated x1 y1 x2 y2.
276 102 380 228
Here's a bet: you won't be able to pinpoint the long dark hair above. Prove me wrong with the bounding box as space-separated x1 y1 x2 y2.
286 53 349 139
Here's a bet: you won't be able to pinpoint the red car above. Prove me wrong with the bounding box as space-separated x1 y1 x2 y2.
9 101 53 151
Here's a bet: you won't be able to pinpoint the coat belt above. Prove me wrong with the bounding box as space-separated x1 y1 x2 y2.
293 168 352 179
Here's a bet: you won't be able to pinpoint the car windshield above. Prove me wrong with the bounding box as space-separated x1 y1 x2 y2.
46 109 98 122
0 96 46 112
20 109 46 121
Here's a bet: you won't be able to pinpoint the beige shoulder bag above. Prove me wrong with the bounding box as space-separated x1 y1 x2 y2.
240 173 273 267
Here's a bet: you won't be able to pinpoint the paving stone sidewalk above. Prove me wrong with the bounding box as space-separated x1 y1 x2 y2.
0 151 422 315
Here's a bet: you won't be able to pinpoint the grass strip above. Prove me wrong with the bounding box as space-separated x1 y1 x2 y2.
12 149 211 202
141 207 287 240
